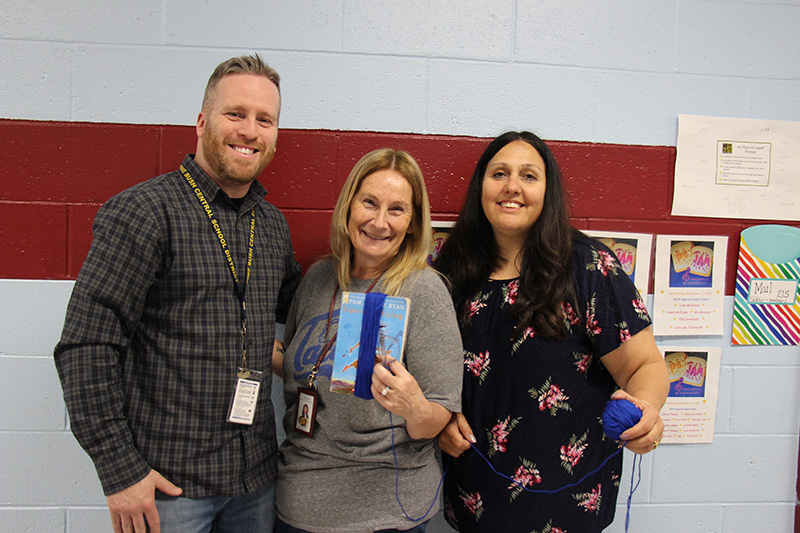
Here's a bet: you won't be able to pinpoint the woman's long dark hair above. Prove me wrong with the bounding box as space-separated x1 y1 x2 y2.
435 131 575 339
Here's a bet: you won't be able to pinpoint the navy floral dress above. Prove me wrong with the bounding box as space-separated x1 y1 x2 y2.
443 236 652 533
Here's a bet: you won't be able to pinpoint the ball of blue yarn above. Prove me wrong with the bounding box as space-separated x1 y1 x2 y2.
602 398 642 441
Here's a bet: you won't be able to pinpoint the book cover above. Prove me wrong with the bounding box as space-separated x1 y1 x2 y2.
330 292 410 393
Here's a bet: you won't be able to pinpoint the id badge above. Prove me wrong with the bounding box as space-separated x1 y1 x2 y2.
226 368 264 425
294 387 318 437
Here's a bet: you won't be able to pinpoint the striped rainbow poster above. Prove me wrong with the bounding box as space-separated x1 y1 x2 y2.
732 225 800 345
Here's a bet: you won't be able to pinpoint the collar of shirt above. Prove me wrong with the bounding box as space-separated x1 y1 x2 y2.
183 154 268 213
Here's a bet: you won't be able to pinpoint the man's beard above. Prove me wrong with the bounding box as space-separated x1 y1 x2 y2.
202 127 275 187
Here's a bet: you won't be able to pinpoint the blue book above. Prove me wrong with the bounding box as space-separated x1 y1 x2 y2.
330 292 410 393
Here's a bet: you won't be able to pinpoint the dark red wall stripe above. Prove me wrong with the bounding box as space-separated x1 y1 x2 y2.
2 119 797 294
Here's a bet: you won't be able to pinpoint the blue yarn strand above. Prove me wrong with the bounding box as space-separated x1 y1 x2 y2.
353 292 386 399
467 440 626 495
455 397 646 530
389 412 446 523
625 452 643 533
603 398 644 532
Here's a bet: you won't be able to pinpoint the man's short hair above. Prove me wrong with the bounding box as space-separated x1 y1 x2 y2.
202 53 280 110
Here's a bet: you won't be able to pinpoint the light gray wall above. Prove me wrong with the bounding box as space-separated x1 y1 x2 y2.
2 1 799 532
1 1 799 145
2 280 798 532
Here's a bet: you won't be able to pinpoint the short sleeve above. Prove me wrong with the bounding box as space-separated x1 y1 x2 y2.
573 238 652 359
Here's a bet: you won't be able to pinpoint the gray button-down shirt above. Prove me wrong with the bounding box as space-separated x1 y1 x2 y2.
55 155 301 497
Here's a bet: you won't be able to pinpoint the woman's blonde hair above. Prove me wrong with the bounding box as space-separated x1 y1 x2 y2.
329 148 432 296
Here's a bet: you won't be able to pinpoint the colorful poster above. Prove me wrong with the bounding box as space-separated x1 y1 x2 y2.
586 230 653 296
660 346 721 444
652 234 728 336
731 224 800 345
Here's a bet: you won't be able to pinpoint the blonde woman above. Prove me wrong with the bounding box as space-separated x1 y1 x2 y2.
274 149 463 533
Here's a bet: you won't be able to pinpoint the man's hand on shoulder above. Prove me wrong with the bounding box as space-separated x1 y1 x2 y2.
107 469 182 533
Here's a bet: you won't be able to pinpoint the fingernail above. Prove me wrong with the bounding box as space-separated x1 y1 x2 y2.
469 434 477 443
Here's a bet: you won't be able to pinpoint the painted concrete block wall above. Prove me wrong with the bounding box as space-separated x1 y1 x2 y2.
1 1 799 532
2 1 799 144
2 280 797 532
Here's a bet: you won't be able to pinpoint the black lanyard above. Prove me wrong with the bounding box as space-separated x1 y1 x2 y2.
181 164 256 371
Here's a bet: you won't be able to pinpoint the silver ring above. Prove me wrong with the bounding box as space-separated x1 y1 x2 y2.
381 385 390 396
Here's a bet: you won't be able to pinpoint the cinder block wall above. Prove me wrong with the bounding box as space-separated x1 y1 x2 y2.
1 1 799 531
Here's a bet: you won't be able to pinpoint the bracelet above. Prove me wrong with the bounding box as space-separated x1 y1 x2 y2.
640 400 653 409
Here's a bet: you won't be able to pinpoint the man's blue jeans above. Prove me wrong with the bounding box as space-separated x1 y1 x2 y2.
155 481 275 532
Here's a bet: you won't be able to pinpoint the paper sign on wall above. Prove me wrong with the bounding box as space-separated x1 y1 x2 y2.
732 225 800 345
660 346 721 444
652 235 728 336
672 114 800 221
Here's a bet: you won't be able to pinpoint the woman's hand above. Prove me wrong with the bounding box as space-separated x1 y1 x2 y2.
601 326 669 455
610 389 665 454
437 413 476 458
372 359 450 439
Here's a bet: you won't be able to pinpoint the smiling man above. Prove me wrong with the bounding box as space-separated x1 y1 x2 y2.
54 54 301 533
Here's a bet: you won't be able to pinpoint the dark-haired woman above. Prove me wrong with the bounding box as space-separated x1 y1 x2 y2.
435 131 668 532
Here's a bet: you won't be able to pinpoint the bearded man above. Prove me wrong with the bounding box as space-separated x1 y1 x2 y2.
54 54 301 533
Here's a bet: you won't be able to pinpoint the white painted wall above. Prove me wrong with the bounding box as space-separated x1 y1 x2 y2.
1 1 799 531
2 1 799 145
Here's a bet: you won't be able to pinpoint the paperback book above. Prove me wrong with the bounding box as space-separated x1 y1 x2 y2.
331 292 409 393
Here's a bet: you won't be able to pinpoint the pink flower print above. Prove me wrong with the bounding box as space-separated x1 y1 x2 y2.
585 310 601 336
511 326 535 354
632 296 649 320
574 483 602 513
573 352 591 374
559 431 589 474
504 280 519 306
531 379 572 416
540 385 563 411
487 416 521 457
469 299 486 318
616 320 632 343
594 250 617 276
460 490 483 520
531 522 567 533
507 458 542 500
560 444 579 466
509 465 541 489
491 421 509 453
464 350 491 382
562 301 580 326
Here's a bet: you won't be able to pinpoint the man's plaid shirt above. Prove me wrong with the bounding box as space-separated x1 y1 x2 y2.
55 155 301 497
